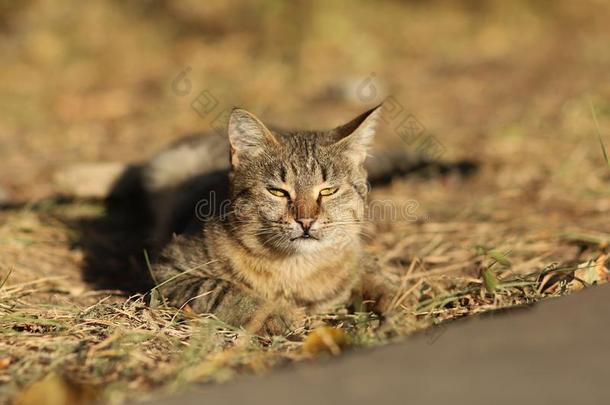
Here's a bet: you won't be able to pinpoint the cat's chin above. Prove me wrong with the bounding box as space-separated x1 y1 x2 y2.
288 237 325 253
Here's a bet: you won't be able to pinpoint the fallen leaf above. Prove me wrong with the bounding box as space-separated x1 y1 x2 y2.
596 254 609 284
303 326 348 356
570 260 601 292
0 357 10 369
14 373 98 405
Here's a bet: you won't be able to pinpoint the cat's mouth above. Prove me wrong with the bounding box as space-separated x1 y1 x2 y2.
290 234 319 241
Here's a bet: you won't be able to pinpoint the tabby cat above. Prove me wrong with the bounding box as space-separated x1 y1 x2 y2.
145 105 396 335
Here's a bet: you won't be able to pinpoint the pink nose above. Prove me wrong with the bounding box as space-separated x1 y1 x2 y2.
296 218 315 232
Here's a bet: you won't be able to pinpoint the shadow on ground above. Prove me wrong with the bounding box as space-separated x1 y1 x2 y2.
67 166 154 294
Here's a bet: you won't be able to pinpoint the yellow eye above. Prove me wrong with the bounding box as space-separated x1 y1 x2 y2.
319 187 338 197
268 188 290 197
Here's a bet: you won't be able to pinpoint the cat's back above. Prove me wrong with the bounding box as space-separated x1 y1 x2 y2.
143 132 231 241
144 132 230 194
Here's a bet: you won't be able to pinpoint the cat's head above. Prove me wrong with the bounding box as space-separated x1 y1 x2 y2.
226 105 382 256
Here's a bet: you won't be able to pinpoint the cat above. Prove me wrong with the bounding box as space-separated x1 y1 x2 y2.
144 105 397 335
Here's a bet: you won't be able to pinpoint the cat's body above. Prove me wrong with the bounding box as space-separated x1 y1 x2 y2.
145 106 394 334
152 218 369 334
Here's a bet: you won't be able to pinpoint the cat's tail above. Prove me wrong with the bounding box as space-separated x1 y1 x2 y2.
53 133 227 202
366 149 478 186
53 162 144 201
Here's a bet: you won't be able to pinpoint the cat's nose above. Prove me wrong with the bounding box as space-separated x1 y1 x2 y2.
296 218 315 233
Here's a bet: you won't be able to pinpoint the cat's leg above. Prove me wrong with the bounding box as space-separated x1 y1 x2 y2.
152 253 305 335
357 256 399 316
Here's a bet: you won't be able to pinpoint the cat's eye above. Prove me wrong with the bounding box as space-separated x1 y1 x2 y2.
319 187 338 197
267 188 290 198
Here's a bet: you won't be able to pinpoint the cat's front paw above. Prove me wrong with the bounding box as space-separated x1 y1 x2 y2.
250 304 307 336
361 273 399 316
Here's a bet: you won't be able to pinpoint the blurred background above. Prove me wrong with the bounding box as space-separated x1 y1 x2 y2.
1 0 609 202
2 2 610 403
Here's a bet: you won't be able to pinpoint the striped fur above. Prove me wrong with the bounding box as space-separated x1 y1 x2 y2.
148 105 396 335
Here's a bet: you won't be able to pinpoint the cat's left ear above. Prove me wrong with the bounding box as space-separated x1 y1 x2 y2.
330 104 383 164
227 108 278 167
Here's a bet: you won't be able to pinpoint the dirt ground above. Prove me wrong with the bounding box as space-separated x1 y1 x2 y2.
1 1 609 404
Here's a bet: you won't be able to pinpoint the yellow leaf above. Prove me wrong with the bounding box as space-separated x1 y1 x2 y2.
303 327 348 356
0 357 10 369
14 373 98 405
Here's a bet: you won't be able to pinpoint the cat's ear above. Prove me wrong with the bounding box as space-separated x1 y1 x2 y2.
227 108 278 167
330 104 383 164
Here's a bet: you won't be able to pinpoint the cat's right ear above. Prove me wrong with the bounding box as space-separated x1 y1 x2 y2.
227 108 278 167
330 104 383 165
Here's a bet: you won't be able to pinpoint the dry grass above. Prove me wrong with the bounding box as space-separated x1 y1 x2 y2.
1 0 610 404
1 198 608 404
